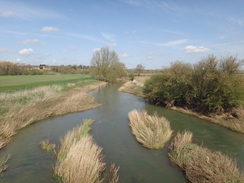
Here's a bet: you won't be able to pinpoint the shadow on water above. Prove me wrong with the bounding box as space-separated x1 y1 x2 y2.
0 84 243 183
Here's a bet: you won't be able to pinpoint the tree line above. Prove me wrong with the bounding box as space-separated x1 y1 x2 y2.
143 55 243 114
0 61 90 75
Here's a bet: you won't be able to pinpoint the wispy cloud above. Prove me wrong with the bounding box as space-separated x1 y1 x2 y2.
0 48 11 53
101 32 116 42
121 0 184 13
41 27 60 32
18 48 34 55
0 11 14 17
17 39 42 45
184 45 210 53
107 43 117 47
227 17 244 26
139 39 187 47
0 1 63 20
161 39 188 46
121 53 129 58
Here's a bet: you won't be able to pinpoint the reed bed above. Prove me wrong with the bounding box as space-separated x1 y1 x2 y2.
169 131 244 183
55 119 119 183
0 82 106 149
128 109 173 149
0 154 10 174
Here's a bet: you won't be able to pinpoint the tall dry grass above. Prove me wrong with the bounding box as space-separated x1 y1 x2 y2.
0 82 107 149
55 119 119 183
169 131 244 183
0 154 10 174
128 109 173 149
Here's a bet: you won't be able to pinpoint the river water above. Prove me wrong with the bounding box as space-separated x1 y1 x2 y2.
0 84 243 183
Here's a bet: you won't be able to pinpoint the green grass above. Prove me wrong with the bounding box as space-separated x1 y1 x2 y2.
0 74 97 93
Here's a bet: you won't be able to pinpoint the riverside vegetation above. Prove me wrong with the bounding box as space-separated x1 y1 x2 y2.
0 74 106 149
120 55 244 133
42 119 119 183
169 131 244 183
128 109 173 149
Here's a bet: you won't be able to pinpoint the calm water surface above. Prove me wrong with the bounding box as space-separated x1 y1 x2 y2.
0 84 243 183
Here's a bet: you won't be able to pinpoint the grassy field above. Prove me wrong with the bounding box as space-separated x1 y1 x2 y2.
0 74 96 92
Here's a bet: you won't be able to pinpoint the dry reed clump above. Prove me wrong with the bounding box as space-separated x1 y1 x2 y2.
118 80 144 97
0 154 10 174
0 81 107 149
169 131 244 183
55 119 119 183
128 109 173 149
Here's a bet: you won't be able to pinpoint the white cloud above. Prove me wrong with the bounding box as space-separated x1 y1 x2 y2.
121 53 129 58
184 45 210 53
101 32 116 41
0 48 11 53
41 27 60 32
161 39 188 46
147 56 153 60
92 48 101 53
107 43 117 47
18 39 40 44
0 11 14 17
18 48 34 55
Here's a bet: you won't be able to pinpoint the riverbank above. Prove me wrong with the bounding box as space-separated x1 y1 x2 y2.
119 76 244 134
0 81 107 149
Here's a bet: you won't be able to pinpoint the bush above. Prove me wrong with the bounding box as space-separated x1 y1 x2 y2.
143 55 243 114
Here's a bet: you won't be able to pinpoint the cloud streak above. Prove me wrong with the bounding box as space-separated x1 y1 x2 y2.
41 27 60 32
0 1 63 20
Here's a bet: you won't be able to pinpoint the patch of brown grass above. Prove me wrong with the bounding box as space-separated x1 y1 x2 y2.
118 76 150 97
0 82 107 149
169 131 244 183
128 109 173 149
55 119 119 183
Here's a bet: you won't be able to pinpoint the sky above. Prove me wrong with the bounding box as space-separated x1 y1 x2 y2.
0 0 244 69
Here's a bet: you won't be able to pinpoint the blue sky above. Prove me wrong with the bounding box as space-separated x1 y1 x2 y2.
0 0 244 69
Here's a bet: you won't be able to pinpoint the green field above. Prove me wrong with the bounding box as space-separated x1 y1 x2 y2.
0 74 97 92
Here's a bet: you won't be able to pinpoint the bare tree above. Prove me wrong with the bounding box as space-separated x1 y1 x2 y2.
90 47 126 82
135 64 145 76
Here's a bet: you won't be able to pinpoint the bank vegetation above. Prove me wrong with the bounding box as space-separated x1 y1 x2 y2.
54 119 119 183
0 81 106 149
169 131 244 183
142 55 244 133
128 109 173 149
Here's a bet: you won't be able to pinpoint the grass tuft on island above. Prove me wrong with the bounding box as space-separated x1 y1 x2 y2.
169 131 244 183
54 119 119 183
128 109 173 149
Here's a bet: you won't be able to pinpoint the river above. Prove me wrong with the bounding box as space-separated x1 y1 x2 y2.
0 84 243 183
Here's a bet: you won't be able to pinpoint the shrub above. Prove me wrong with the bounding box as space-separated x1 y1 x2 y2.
143 55 243 114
